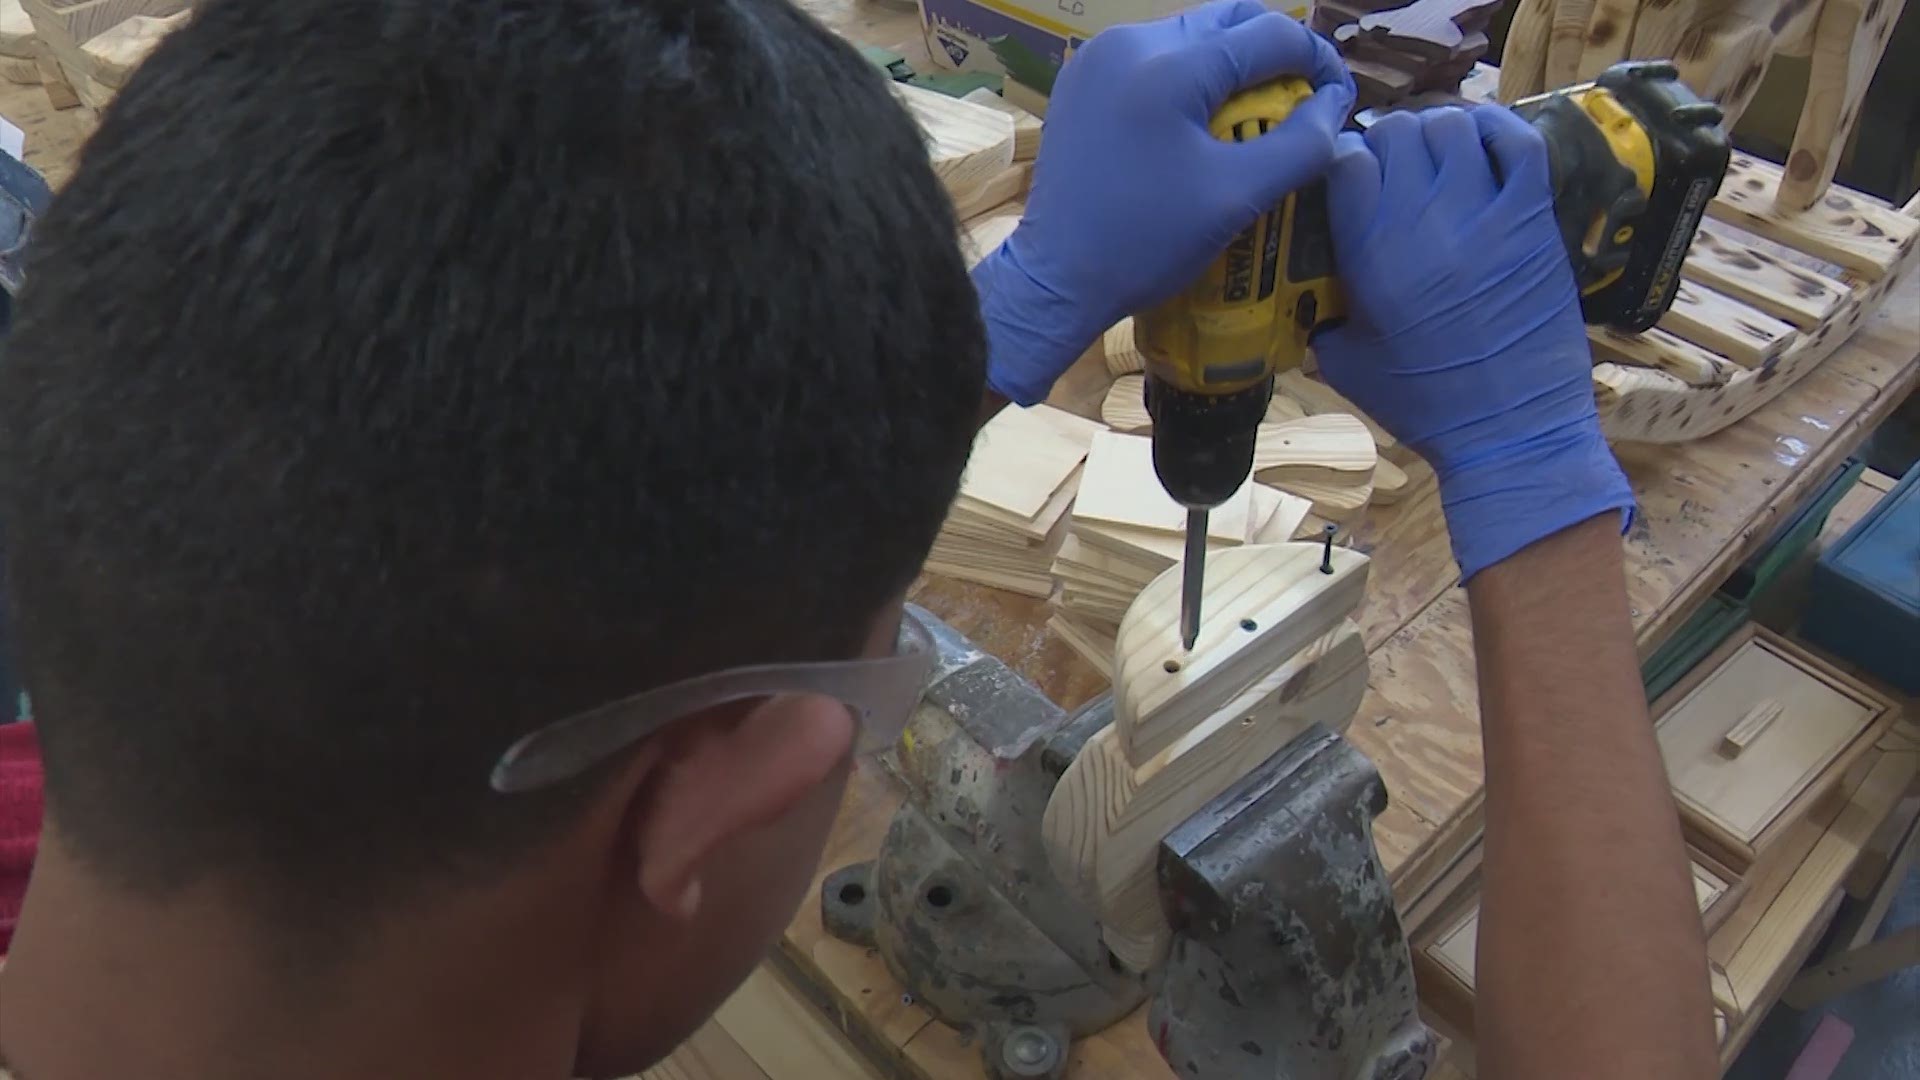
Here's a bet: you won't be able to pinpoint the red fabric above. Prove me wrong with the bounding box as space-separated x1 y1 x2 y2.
0 722 43 956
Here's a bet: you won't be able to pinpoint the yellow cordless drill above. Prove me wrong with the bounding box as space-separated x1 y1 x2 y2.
1139 59 1730 648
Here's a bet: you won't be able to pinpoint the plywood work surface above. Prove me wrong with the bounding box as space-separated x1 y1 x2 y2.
787 170 1919 1080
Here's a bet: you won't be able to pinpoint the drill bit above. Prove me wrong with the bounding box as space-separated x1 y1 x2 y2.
1180 509 1207 650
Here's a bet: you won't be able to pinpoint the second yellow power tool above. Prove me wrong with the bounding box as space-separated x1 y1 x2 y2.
1138 59 1731 649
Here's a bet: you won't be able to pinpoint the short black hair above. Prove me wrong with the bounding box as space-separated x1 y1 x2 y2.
0 0 981 897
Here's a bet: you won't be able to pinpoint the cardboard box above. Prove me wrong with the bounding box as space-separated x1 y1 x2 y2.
916 0 1310 99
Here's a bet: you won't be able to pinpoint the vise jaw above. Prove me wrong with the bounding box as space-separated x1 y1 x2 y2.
822 606 1433 1079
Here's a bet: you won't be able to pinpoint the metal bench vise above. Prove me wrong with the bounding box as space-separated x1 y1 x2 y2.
822 607 1435 1079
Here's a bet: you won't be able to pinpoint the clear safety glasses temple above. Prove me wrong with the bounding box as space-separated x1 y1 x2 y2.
490 612 937 794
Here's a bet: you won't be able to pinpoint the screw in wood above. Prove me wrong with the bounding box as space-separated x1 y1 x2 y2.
1320 523 1337 574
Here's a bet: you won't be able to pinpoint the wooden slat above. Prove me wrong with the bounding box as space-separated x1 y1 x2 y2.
1684 221 1848 329
1708 154 1918 279
1658 279 1800 368
1589 326 1743 387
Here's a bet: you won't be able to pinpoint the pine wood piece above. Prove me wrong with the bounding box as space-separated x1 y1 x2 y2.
1251 483 1315 543
1266 392 1307 424
1044 619 1367 969
78 6 178 87
1103 318 1145 377
1074 430 1252 542
0 0 35 58
1658 278 1801 368
31 38 71 106
1496 0 1553 102
1709 153 1918 279
643 1020 773 1080
1775 0 1907 212
1545 0 1600 87
1589 325 1744 387
891 81 1015 202
960 87 1041 162
1684 221 1849 329
0 52 34 82
1369 455 1419 506
961 211 1019 269
1652 625 1893 869
1048 610 1117 678
1260 471 1375 522
1100 374 1151 433
962 404 1103 522
1252 414 1378 488
1571 0 1637 80
1339 0 1504 59
1112 541 1369 764
1721 699 1783 757
1670 17 1780 130
712 966 886 1080
1275 370 1399 454
950 162 1029 223
1722 750 1918 1018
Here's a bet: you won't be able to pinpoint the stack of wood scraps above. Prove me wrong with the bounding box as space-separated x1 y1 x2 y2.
1048 430 1315 675
922 403 1104 598
20 0 189 110
1 0 38 84
894 81 1034 224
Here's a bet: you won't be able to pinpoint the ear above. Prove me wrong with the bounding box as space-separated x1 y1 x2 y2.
630 693 856 918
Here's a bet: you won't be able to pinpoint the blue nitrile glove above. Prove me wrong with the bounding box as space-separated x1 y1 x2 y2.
1314 106 1635 580
974 0 1355 405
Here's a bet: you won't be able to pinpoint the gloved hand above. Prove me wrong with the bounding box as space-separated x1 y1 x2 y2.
974 0 1355 405
1315 106 1634 580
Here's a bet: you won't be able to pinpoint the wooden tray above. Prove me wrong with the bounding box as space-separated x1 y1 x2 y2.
1651 624 1894 871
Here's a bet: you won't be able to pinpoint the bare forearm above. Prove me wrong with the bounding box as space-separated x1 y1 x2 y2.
1467 513 1715 1080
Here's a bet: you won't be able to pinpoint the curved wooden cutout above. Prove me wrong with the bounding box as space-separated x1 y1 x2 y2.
1253 414 1377 487
1043 619 1368 971
1101 374 1151 434
1597 201 1918 442
1112 541 1369 765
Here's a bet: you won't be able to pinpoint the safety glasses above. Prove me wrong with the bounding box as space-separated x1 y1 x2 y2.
490 612 937 794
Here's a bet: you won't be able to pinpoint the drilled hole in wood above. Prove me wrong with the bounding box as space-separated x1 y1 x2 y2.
925 885 954 909
1163 659 1182 673
838 883 867 906
1240 618 1258 632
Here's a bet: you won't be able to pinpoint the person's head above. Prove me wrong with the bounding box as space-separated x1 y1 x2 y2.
0 0 980 1072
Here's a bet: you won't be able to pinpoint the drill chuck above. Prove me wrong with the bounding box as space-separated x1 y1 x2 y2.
1146 375 1271 509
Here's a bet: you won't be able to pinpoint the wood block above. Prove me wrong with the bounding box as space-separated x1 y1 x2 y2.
0 0 36 59
1571 0 1635 80
1047 610 1117 678
891 81 1015 202
1043 619 1367 969
642 1020 772 1080
1369 455 1417 506
1652 625 1895 869
1776 0 1907 211
79 7 180 87
1112 541 1369 764
1252 414 1377 488
960 211 1019 270
1495 0 1552 102
1074 430 1251 542
1683 221 1848 329
1265 390 1307 424
710 966 886 1080
1260 471 1374 522
1103 318 1146 377
1250 483 1315 543
961 404 1103 522
960 87 1041 162
950 162 1029 223
1589 325 1743 387
1275 369 1399 455
1658 279 1800 368
0 52 34 82
1709 153 1918 279
1100 374 1151 433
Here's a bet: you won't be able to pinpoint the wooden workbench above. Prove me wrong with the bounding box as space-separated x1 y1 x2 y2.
4 6 1913 1076
766 5 1920 1078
